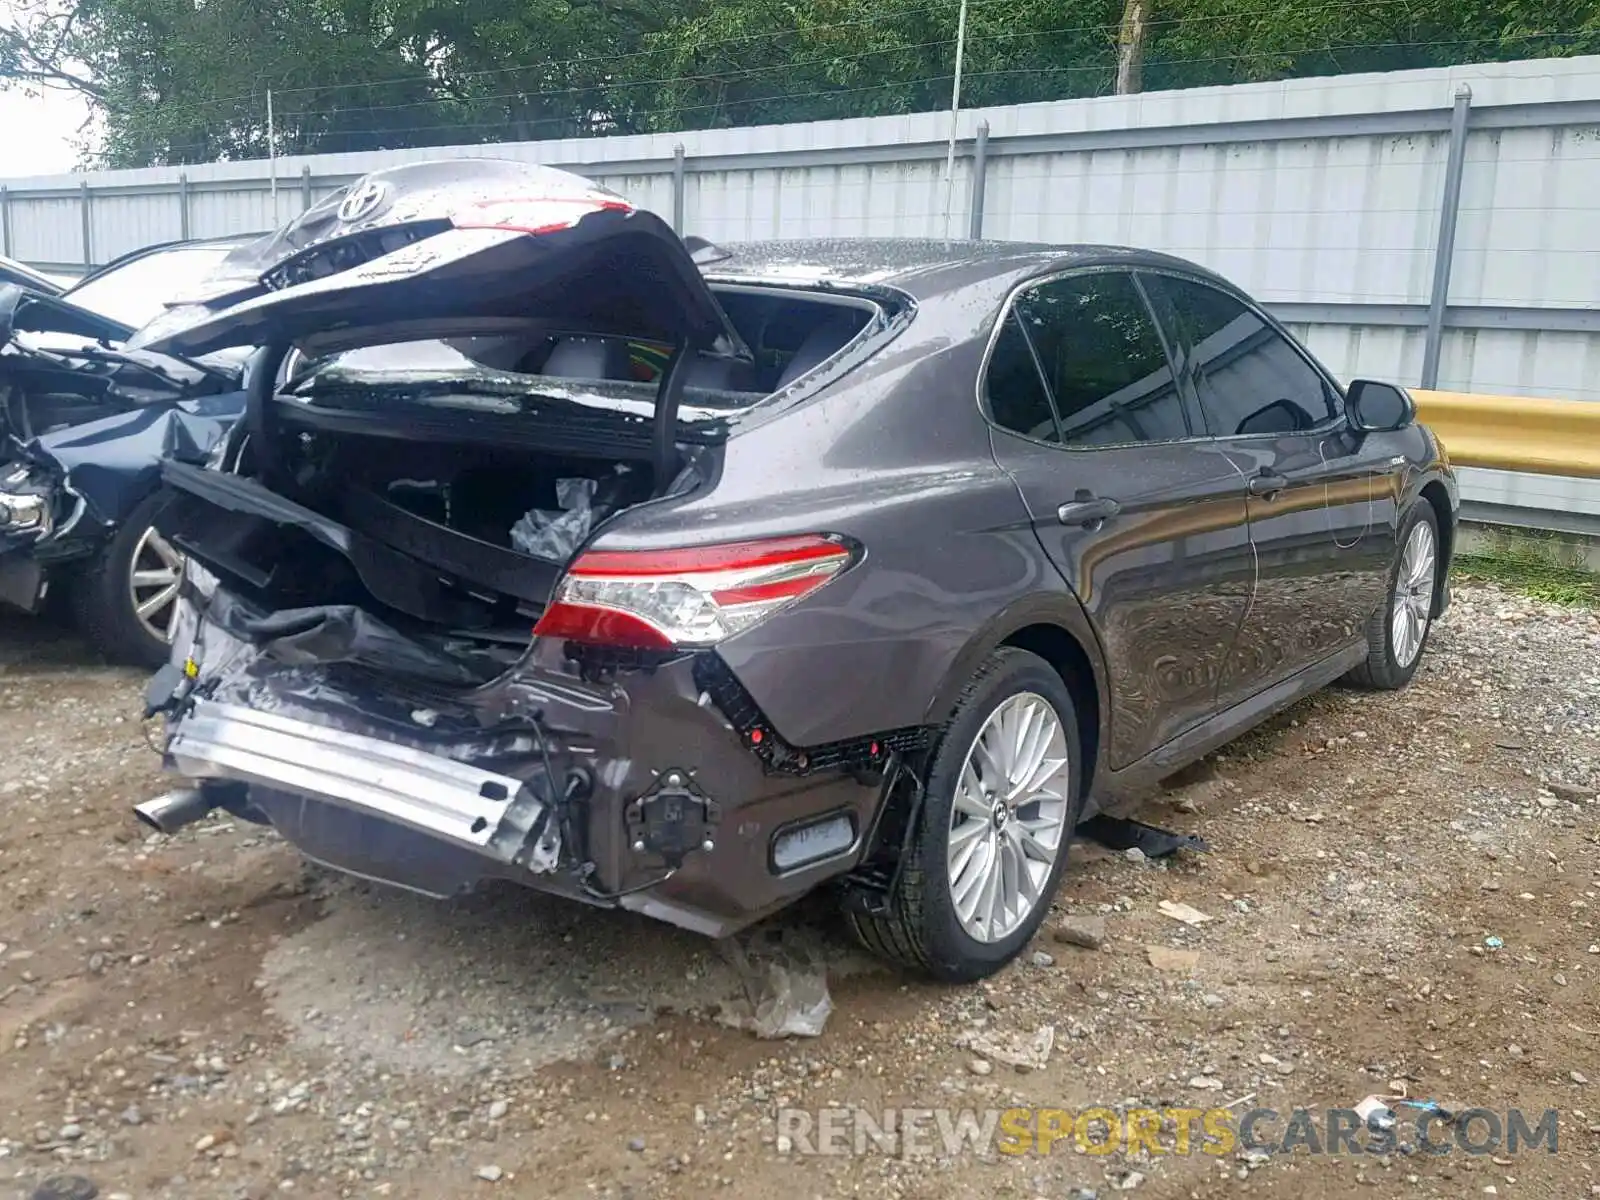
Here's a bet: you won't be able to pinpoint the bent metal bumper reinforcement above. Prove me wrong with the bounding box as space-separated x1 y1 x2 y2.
165 700 560 873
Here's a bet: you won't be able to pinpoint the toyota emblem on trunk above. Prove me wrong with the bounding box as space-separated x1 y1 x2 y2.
337 180 389 223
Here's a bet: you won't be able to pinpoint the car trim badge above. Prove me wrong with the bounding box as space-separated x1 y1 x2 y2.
337 180 390 223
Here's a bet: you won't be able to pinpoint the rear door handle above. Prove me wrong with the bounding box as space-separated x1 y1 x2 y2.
1057 496 1122 527
1247 472 1289 498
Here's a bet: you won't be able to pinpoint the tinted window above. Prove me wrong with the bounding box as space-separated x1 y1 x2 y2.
985 310 1059 441
1011 273 1189 446
1158 276 1338 437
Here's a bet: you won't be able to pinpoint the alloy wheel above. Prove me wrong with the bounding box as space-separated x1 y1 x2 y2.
128 524 185 646
946 691 1072 943
1391 520 1437 668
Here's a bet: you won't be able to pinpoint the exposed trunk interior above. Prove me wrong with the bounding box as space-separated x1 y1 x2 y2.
159 285 877 685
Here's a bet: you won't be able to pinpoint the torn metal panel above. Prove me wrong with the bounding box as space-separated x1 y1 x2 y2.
19 394 243 529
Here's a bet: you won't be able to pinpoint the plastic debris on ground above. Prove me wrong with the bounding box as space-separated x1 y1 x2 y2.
1157 899 1214 926
968 1024 1056 1072
717 929 834 1039
1353 1095 1398 1132
510 477 599 561
1079 813 1209 857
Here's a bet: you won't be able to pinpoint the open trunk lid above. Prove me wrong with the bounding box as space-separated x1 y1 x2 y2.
130 175 748 363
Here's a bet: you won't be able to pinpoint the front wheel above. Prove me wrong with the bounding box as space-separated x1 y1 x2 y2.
846 648 1082 982
1345 502 1440 690
70 488 185 669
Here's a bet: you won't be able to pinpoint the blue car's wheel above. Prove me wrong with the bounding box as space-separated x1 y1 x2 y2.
70 487 183 668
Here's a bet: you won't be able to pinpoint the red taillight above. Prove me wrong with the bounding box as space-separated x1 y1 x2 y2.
532 534 853 650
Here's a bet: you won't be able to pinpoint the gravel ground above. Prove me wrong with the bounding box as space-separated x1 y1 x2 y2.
0 584 1596 1200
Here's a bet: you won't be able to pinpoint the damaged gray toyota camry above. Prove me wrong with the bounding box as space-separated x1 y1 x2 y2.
127 159 1457 982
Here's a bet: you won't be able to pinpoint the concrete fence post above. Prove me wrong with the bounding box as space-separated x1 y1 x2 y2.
968 121 990 240
178 173 192 241
0 187 10 258
1422 85 1473 390
301 164 313 212
79 180 93 269
672 144 687 236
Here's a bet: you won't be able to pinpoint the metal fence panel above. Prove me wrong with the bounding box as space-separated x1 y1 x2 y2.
1453 123 1600 310
3 55 1600 529
7 193 83 264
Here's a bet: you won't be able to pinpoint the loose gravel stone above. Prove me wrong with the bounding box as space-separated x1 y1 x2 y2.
1053 915 1107 949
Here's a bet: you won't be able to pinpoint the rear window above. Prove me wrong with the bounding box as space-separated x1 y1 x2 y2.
292 288 879 409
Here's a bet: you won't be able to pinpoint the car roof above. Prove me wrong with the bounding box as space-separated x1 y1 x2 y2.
706 238 1230 301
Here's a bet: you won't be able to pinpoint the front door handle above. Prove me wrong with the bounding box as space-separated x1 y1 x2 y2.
1057 496 1122 527
1247 472 1289 499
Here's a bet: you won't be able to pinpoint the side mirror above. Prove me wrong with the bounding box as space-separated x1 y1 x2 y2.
1346 379 1416 433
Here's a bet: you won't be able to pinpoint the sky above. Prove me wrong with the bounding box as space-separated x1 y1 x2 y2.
0 0 98 179
0 83 94 177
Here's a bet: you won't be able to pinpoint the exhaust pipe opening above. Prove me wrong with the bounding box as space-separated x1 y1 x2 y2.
134 787 216 836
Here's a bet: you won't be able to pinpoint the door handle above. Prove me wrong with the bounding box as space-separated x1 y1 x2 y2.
1057 496 1122 527
1247 472 1289 499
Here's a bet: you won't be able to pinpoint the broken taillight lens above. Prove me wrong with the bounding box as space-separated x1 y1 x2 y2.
532 535 854 650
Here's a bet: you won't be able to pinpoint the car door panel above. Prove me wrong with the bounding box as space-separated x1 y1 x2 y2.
1141 272 1393 706
1215 432 1393 698
982 270 1254 770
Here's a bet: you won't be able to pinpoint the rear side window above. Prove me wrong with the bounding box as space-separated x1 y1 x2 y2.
993 272 1189 447
1155 276 1340 436
985 311 1059 442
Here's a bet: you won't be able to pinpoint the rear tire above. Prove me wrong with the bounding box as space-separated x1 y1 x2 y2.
1345 501 1440 691
70 488 184 670
846 648 1082 982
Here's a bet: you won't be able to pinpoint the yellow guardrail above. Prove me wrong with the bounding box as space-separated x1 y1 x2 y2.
1411 389 1600 480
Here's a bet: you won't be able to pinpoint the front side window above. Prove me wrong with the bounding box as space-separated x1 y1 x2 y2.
1154 275 1339 437
989 272 1189 447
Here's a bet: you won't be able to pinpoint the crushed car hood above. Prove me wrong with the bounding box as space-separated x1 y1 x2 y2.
130 175 750 363
14 393 245 528
1 281 241 453
0 281 134 345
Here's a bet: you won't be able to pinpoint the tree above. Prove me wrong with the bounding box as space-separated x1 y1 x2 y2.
1116 0 1149 94
4 0 1598 168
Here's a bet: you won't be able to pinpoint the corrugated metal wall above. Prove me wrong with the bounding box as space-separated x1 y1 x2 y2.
1 55 1598 524
4 57 1597 391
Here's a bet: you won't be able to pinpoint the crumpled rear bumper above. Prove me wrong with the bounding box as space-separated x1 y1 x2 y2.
167 700 561 872
156 581 886 937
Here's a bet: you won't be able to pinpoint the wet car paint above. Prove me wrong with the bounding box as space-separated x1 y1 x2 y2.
136 191 1460 938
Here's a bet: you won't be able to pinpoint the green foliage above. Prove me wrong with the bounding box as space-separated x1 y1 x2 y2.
1456 552 1599 607
1456 525 1600 608
4 0 1599 167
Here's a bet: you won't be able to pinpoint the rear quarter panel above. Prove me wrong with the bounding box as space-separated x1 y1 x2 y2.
601 296 1073 748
